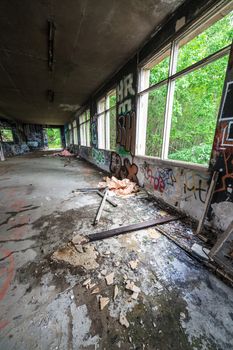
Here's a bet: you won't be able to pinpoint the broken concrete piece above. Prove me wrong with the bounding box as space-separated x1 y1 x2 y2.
89 283 96 289
101 269 108 276
129 260 138 270
119 314 129 328
114 261 120 267
131 292 139 300
125 280 140 293
91 287 100 294
105 272 114 285
83 278 91 287
113 285 119 300
99 297 109 310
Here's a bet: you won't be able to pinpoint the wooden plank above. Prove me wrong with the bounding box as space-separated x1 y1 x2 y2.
196 171 218 235
93 189 109 225
88 215 181 242
209 220 233 259
96 190 117 207
75 187 106 192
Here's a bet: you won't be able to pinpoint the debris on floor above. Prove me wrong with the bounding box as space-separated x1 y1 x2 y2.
51 243 99 269
98 176 139 196
105 272 114 285
50 149 75 157
99 296 110 310
119 313 130 328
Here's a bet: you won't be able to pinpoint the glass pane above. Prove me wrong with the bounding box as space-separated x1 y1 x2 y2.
86 121 90 146
110 108 116 150
0 128 13 142
145 84 167 157
86 109 90 121
177 11 233 72
169 55 229 165
109 90 116 108
98 98 105 114
98 113 105 149
73 127 78 144
80 113 85 124
149 55 170 86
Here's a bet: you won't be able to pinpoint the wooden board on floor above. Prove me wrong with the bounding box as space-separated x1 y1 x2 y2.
88 215 181 242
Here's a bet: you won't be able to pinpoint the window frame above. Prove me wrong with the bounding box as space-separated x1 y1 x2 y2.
97 88 117 150
137 2 233 169
0 127 14 142
79 109 91 147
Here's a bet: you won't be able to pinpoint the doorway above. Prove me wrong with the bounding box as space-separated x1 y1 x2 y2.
45 128 62 149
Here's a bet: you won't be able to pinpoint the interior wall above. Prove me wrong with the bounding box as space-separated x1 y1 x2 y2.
0 118 64 156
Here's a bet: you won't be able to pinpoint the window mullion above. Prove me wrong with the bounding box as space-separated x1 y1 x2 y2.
161 41 178 160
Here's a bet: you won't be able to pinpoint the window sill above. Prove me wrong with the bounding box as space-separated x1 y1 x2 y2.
135 154 210 173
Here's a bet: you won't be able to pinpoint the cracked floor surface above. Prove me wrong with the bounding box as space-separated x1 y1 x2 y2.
0 152 233 350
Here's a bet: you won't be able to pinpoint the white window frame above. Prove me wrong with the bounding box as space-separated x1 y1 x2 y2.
97 89 116 150
137 1 233 169
73 120 78 144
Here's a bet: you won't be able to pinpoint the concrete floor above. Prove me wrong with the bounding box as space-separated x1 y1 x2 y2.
0 152 233 350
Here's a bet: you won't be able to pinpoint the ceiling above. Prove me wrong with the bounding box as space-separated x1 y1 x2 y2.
0 0 184 125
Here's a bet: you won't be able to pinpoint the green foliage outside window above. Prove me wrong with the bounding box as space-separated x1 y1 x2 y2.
146 11 232 165
0 128 14 142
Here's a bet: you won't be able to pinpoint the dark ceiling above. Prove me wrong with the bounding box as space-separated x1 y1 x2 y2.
0 0 184 125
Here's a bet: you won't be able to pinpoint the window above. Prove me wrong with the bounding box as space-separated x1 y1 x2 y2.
97 89 116 150
80 109 91 146
73 120 78 144
0 127 14 142
138 5 233 166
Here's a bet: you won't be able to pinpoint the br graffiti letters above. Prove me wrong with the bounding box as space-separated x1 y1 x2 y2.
183 174 207 203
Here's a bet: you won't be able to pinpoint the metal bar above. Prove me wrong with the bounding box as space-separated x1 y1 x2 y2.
96 191 117 207
93 188 109 225
88 215 181 241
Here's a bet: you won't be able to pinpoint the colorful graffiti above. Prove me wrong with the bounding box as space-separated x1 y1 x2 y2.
92 148 106 165
110 152 138 183
213 152 233 202
140 162 176 194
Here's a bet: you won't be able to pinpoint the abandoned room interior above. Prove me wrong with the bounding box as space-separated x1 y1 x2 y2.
0 0 233 349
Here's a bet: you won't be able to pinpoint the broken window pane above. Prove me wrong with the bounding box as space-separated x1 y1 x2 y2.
145 84 167 157
168 55 228 164
177 11 233 72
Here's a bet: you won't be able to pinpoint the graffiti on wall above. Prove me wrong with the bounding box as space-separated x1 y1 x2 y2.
92 148 106 165
183 172 208 203
213 152 233 202
110 152 138 183
139 162 176 194
117 111 136 154
212 80 233 204
91 114 98 148
117 73 135 115
116 73 136 154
